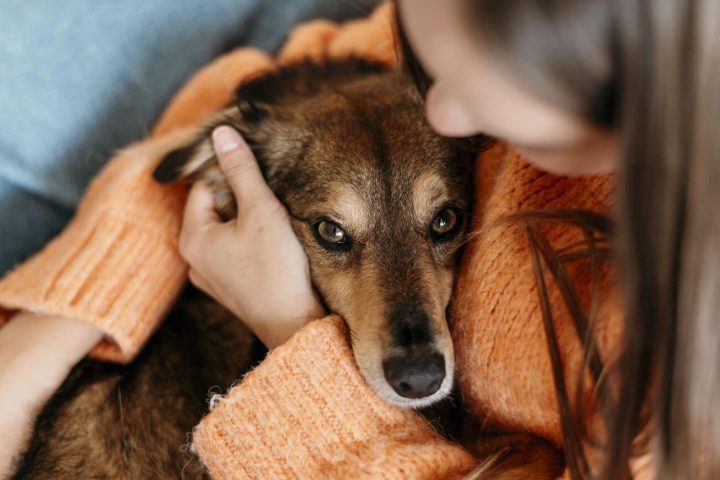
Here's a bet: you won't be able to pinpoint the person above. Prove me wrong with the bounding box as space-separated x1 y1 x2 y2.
0 1 717 480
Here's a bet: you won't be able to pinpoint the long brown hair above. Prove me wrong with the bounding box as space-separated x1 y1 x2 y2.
397 1 720 479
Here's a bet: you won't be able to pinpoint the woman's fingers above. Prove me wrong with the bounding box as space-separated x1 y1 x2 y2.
183 182 219 229
179 182 219 262
211 126 277 216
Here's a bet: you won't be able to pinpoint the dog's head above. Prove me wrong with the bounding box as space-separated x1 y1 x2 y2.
154 62 475 408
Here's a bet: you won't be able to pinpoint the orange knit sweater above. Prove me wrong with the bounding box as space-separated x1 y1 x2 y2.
0 4 647 479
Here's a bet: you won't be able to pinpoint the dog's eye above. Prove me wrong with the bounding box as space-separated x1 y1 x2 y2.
430 208 462 241
313 219 351 251
318 221 346 243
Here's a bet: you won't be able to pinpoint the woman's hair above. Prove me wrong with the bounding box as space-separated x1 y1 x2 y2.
397 1 720 479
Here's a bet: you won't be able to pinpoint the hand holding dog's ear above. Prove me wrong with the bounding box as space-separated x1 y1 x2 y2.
180 126 326 348
211 126 278 217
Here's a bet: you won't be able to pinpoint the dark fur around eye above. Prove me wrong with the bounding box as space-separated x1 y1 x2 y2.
311 218 353 253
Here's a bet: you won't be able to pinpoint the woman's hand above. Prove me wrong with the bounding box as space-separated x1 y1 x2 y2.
179 126 325 349
0 312 102 476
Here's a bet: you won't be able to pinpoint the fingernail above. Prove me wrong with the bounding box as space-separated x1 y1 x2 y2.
212 126 242 154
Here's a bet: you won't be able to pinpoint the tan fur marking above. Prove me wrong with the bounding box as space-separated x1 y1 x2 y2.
314 187 369 236
412 170 451 224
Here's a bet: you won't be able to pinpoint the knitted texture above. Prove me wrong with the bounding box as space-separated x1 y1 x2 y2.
0 130 189 362
194 315 476 479
452 144 619 445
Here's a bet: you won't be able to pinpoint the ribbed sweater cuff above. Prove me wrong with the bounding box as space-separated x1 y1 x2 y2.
193 315 476 479
0 132 192 363
0 213 186 363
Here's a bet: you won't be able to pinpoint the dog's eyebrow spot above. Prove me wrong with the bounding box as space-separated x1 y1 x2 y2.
321 187 368 235
412 171 449 224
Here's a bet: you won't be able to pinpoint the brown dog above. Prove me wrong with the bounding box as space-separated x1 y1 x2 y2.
153 59 476 408
12 60 476 478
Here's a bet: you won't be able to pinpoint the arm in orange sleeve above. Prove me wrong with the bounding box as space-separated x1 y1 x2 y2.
193 315 477 480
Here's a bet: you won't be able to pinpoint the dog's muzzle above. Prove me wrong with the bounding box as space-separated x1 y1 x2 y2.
382 305 448 399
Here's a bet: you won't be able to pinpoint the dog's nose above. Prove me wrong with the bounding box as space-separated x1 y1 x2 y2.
382 353 445 399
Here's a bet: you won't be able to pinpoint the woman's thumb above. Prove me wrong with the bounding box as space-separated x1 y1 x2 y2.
212 125 273 214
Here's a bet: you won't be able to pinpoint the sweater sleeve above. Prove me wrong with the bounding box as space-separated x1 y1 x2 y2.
193 315 477 479
0 47 274 363
0 130 191 363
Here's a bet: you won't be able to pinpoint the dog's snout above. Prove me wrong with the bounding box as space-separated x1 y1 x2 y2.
382 353 445 399
390 307 433 348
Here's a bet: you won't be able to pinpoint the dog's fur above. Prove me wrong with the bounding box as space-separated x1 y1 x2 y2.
153 60 475 408
12 60 478 478
13 291 258 479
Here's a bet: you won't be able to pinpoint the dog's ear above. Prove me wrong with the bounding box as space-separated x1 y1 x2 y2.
152 98 272 219
152 100 267 183
152 69 316 219
152 138 210 184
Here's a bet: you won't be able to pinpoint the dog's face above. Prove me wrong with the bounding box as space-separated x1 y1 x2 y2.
155 63 474 408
